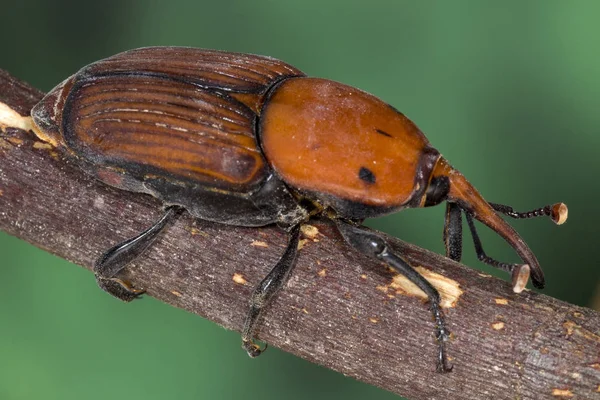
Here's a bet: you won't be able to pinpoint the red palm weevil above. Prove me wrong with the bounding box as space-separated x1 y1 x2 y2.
30 47 568 372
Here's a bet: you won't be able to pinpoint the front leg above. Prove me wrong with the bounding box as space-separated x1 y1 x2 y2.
444 202 463 262
336 220 453 373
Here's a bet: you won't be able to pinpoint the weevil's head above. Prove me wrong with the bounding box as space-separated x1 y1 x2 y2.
421 157 567 290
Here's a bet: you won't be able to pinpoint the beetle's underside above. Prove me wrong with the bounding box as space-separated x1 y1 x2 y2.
30 47 567 373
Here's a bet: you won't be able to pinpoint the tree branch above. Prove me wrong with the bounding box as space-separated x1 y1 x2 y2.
1 69 598 400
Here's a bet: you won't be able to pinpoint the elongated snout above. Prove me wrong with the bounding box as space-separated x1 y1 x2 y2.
431 158 545 289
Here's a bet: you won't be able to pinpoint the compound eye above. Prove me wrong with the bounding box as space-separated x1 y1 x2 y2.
424 176 450 207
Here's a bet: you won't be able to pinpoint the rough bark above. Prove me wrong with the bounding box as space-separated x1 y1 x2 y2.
0 69 598 400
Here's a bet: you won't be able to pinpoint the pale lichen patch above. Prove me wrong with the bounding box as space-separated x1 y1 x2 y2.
232 273 248 285
492 322 505 331
0 102 33 133
389 266 463 308
564 321 575 337
495 298 509 305
33 141 53 150
251 240 269 248
551 388 574 398
186 226 209 237
6 137 23 146
300 224 319 240
93 196 105 209
297 239 309 250
563 320 600 343
376 285 388 293
535 304 556 313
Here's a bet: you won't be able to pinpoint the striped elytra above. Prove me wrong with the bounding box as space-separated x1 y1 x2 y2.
33 47 306 195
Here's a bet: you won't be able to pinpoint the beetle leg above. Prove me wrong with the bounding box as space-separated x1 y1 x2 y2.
94 206 183 302
464 212 520 274
336 221 453 373
443 202 463 262
242 224 301 357
464 212 532 292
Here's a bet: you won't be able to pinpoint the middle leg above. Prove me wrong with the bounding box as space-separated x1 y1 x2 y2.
242 224 302 357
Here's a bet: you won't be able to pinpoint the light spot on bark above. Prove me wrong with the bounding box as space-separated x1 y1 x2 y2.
492 322 505 331
232 273 248 285
6 137 23 145
317 268 326 277
369 317 378 324
563 320 600 343
251 240 269 248
171 290 182 297
33 141 53 150
298 239 309 249
389 266 463 308
551 388 573 398
301 224 319 240
495 298 509 305
0 102 33 133
187 227 209 237
93 196 105 209
376 285 388 293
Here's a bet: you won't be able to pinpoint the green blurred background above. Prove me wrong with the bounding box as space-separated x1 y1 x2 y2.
1 1 599 399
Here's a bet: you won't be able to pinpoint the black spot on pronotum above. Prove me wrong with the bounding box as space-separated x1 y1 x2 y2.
375 128 392 138
358 167 376 184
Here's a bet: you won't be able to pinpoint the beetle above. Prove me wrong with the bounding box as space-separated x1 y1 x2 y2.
30 47 567 372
